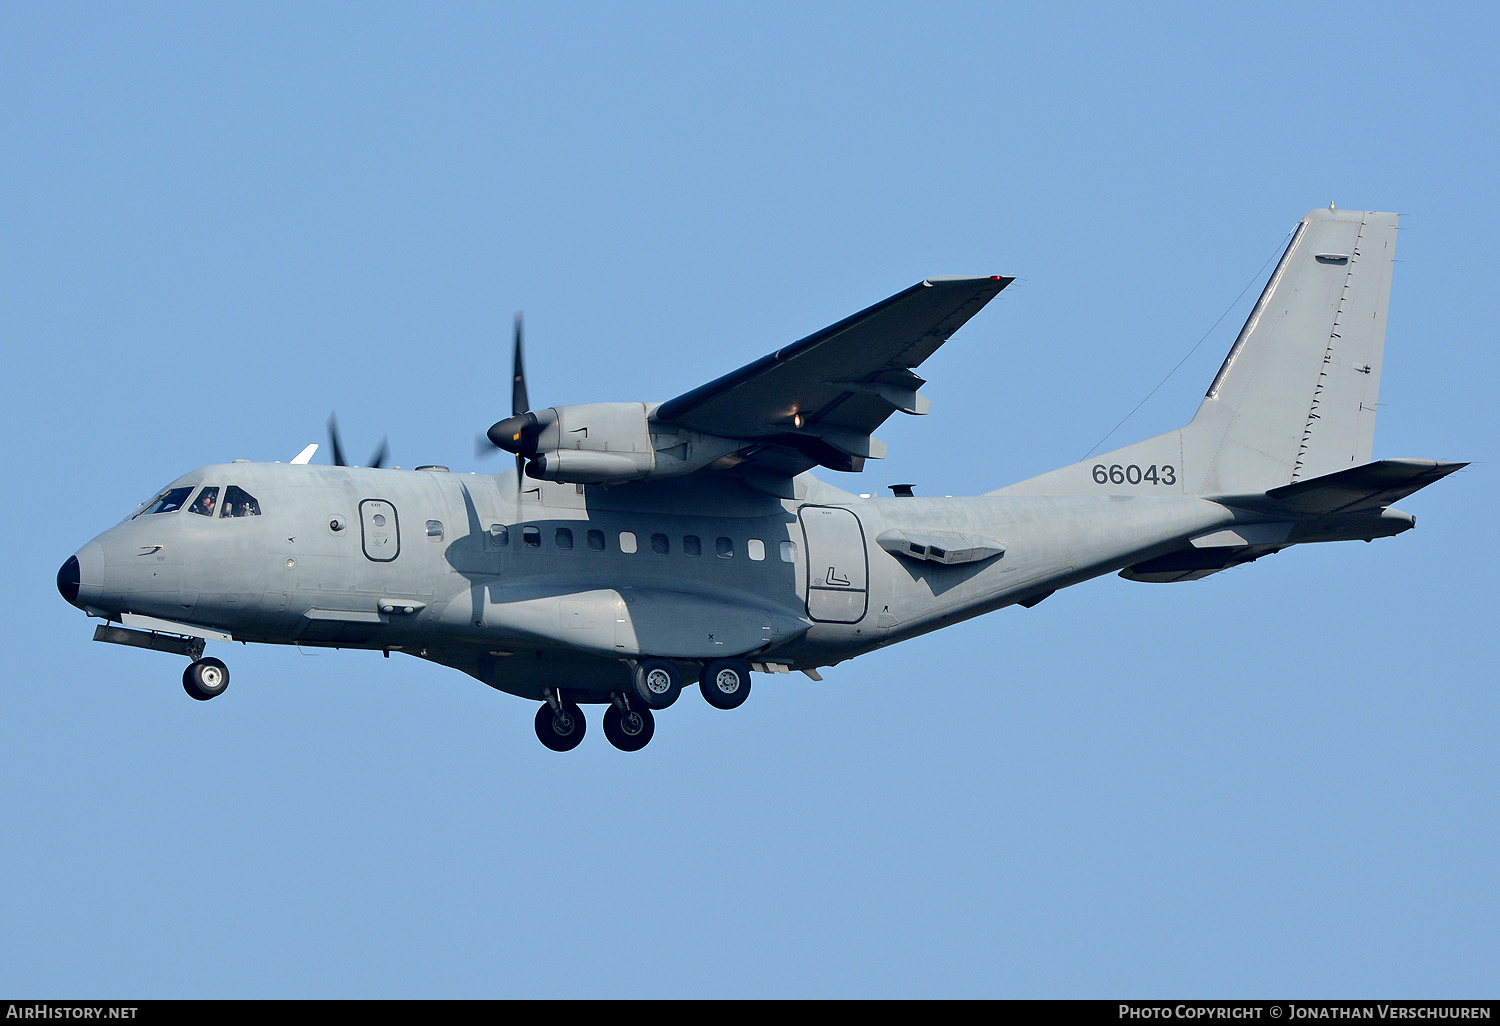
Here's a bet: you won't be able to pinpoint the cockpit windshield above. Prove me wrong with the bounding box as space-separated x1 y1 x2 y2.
136 486 194 517
223 485 261 518
130 482 261 519
188 487 220 517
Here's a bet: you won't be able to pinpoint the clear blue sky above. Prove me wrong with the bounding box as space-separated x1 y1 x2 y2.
3 1 1494 998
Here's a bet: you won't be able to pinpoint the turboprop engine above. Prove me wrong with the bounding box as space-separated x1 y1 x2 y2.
486 402 742 485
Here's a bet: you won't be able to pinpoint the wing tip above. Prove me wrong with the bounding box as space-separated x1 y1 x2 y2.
924 274 1013 285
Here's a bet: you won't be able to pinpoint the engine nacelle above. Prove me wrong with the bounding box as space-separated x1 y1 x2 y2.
483 402 741 486
489 402 744 485
526 449 655 484
534 402 653 458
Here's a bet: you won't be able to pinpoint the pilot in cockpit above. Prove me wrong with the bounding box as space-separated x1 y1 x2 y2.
189 487 218 517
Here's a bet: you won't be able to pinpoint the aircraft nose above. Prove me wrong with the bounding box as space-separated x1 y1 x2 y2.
56 556 79 604
58 541 104 610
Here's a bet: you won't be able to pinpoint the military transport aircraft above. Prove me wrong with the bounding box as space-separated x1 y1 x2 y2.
58 207 1463 751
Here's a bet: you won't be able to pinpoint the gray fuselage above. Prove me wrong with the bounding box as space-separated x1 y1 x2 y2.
66 460 1244 702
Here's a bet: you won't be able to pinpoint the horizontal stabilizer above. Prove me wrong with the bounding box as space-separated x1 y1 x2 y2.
1229 459 1467 515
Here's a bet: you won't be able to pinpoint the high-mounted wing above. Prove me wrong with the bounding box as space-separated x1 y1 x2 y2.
655 275 1012 474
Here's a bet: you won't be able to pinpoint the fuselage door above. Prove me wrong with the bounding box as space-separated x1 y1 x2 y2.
360 499 400 562
798 504 868 624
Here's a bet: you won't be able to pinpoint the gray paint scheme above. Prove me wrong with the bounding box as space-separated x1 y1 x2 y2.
60 208 1463 739
997 207 1399 497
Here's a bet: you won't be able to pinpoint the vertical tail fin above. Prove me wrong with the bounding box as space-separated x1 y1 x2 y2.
993 208 1399 497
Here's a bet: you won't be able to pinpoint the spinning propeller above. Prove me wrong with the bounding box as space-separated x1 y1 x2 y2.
326 413 389 469
481 313 548 479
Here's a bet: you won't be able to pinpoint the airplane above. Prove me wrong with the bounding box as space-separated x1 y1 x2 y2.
57 206 1464 752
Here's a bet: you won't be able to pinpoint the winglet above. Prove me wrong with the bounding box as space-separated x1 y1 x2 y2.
290 444 319 465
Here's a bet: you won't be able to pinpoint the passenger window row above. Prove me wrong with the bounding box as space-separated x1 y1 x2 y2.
487 524 797 563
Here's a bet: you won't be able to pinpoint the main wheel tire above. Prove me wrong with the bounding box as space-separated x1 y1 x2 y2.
699 659 751 710
534 700 587 752
602 704 655 752
632 658 682 710
182 657 229 701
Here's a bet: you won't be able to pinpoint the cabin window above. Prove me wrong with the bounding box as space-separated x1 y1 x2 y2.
619 531 638 554
489 524 509 546
651 533 670 555
426 520 444 541
138 486 193 517
716 537 734 559
522 526 541 548
683 535 702 557
747 539 765 561
555 528 574 550
587 530 606 551
222 486 261 518
188 487 220 517
780 540 797 563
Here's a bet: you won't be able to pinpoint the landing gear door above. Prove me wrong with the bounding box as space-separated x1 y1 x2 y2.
798 505 868 624
360 499 400 562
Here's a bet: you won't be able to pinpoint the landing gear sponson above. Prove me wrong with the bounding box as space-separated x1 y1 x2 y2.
532 657 756 751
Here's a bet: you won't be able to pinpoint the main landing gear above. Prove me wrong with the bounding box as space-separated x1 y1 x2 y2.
534 693 587 752
534 688 655 753
602 696 654 752
699 658 751 710
532 657 758 752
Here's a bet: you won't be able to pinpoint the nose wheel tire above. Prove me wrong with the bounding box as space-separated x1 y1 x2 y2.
534 700 586 752
603 704 655 751
631 658 682 709
699 659 752 710
183 657 229 701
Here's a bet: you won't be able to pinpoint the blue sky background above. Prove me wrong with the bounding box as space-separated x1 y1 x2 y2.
3 2 1495 998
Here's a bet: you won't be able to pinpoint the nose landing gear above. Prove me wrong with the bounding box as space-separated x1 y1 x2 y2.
183 657 230 701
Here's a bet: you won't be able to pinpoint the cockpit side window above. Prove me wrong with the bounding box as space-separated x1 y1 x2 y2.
222 485 262 518
138 486 194 517
189 486 220 517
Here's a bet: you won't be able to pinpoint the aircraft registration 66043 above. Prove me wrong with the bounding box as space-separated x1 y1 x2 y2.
58 207 1463 751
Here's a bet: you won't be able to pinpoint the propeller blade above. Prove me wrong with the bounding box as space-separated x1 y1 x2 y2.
368 437 390 470
327 414 348 467
512 312 528 417
477 310 541 489
328 413 388 468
